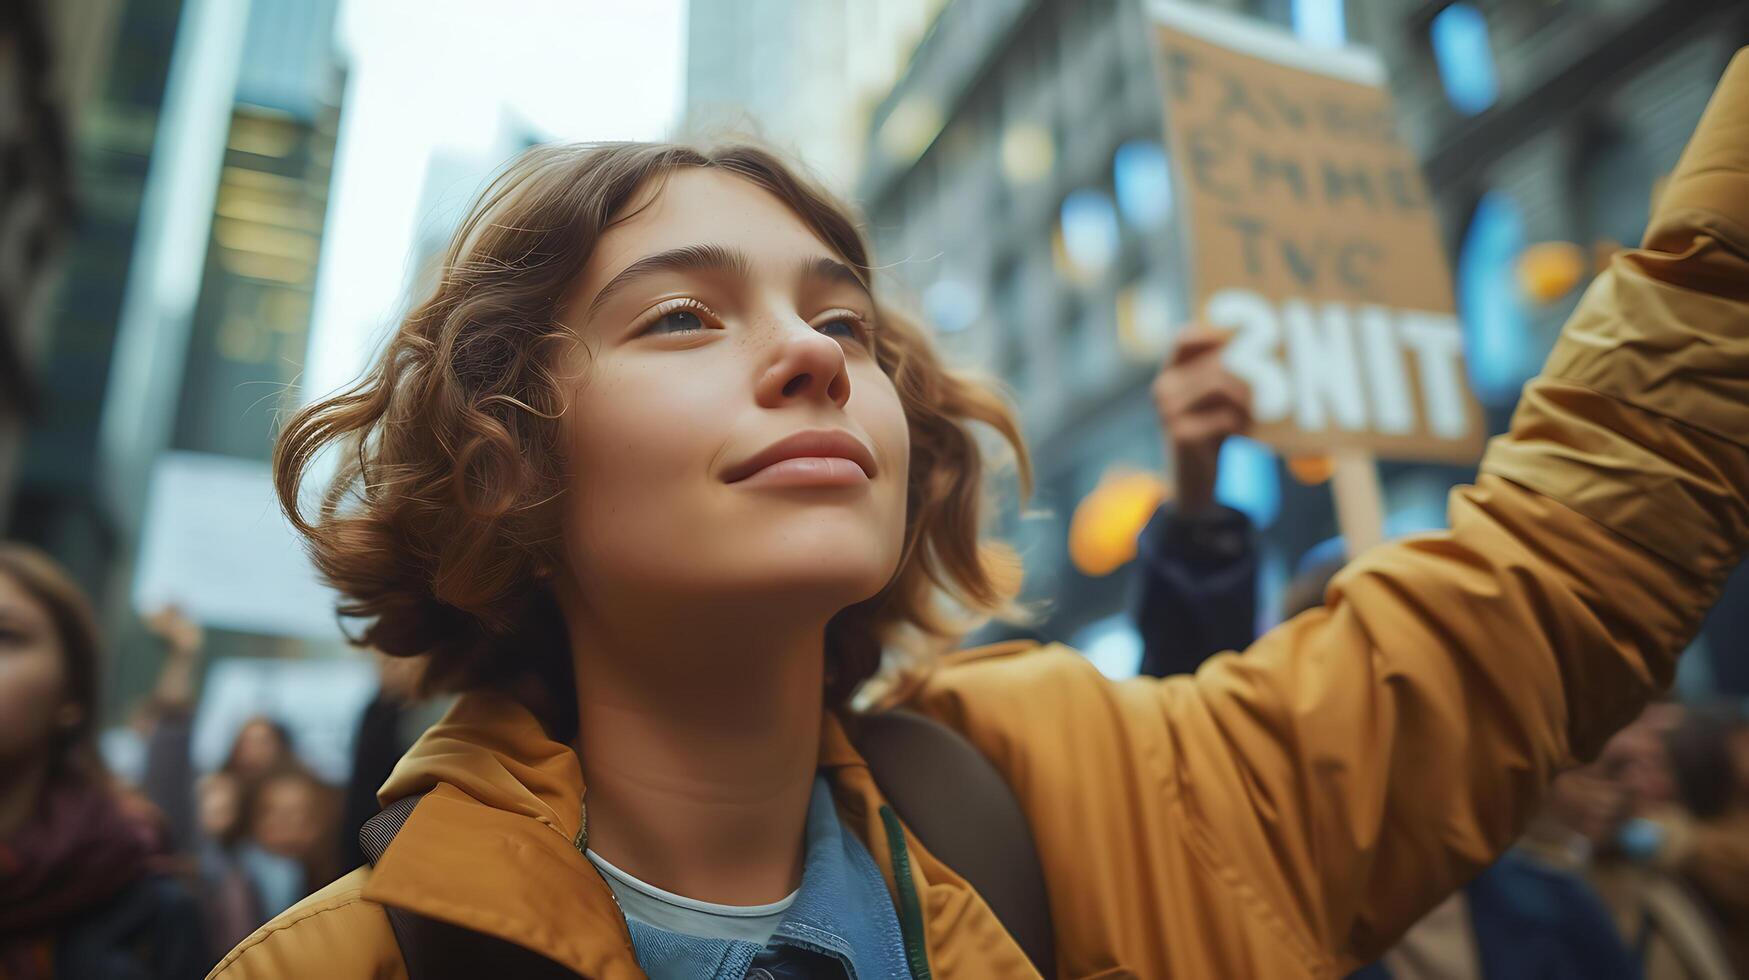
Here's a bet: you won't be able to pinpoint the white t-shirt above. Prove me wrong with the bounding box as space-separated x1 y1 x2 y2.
585 848 798 946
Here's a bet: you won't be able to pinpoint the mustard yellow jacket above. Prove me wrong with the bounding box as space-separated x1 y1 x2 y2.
210 49 1749 980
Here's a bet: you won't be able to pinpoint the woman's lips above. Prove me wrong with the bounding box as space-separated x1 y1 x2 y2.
732 455 871 488
724 429 878 485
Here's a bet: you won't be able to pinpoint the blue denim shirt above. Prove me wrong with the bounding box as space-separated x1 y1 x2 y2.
616 776 914 980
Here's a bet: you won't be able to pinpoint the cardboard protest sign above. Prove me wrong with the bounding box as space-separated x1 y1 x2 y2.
1150 3 1485 462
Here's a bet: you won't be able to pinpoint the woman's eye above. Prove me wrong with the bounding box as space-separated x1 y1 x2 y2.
818 318 864 343
645 309 706 335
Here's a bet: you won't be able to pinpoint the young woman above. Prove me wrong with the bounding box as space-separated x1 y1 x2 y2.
0 544 208 979
220 718 295 785
213 54 1749 979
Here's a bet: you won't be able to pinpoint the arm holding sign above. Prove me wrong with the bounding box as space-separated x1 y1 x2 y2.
1168 48 1749 967
1132 327 1260 678
906 50 1749 977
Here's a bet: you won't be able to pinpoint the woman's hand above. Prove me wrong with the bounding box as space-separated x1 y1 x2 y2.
145 605 204 710
1152 325 1253 515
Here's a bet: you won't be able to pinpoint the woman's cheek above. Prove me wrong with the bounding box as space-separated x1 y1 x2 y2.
0 648 65 758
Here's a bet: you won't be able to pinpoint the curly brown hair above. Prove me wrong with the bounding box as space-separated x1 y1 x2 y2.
274 142 1028 735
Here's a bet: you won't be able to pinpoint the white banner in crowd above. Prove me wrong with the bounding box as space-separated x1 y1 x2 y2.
133 450 343 641
191 655 379 783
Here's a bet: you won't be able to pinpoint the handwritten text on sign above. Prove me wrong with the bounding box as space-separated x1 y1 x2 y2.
1152 5 1484 462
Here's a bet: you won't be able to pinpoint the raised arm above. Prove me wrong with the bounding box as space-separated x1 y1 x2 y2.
909 48 1749 978
1165 48 1749 968
1133 326 1260 676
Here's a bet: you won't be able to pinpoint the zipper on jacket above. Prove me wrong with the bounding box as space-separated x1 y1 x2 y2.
880 804 933 980
574 793 589 853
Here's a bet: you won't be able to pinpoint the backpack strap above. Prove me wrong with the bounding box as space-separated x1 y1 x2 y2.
851 708 1056 976
360 708 1056 978
359 797 580 980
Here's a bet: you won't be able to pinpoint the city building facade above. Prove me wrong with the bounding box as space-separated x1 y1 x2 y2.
9 0 347 704
856 0 1748 671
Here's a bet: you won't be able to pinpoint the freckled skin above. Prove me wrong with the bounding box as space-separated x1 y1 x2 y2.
557 169 910 616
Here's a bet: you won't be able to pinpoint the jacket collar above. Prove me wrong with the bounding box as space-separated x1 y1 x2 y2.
359 691 879 978
359 684 1038 977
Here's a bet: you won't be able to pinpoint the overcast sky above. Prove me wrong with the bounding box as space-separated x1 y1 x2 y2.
302 0 686 401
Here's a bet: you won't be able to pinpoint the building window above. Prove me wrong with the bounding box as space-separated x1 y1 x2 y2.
1113 140 1173 231
1056 188 1120 280
1072 613 1144 679
1291 0 1345 47
1116 275 1175 361
1456 191 1533 405
1578 126 1655 248
1062 298 1111 391
1214 436 1281 529
1431 3 1499 116
923 277 982 335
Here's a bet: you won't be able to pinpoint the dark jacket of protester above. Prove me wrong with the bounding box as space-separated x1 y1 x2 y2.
337 691 410 872
0 780 209 980
1130 503 1258 677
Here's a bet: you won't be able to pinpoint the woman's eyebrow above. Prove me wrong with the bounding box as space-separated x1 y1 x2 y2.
801 255 874 304
585 243 752 321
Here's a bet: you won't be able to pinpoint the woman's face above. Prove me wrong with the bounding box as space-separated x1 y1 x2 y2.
198 772 242 838
1597 709 1678 814
252 776 321 857
0 571 75 767
231 719 286 778
559 169 910 619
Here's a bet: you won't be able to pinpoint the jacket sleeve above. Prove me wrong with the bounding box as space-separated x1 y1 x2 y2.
908 49 1749 977
1131 504 1260 677
1162 49 1749 968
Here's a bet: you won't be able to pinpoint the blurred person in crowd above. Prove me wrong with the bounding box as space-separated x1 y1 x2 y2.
1131 322 1351 674
236 766 337 920
1136 331 1643 980
214 56 1749 980
1606 705 1749 976
129 606 342 958
220 718 294 786
136 606 206 854
1130 324 1260 676
193 770 264 958
97 697 158 788
0 544 208 979
1663 705 1739 819
337 652 427 873
1523 708 1738 979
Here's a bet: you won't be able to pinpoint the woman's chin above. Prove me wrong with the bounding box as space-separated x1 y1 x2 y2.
732 554 897 608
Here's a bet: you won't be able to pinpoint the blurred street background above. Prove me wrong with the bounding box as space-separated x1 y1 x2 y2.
3 2 1749 966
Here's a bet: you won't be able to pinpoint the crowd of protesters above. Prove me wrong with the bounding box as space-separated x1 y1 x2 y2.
0 548 425 978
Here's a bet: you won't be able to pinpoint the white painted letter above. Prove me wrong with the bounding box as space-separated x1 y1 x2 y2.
1398 312 1470 439
1357 305 1414 434
1282 299 1368 432
1204 289 1290 423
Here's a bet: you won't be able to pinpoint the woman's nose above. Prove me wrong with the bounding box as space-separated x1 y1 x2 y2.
755 321 851 410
